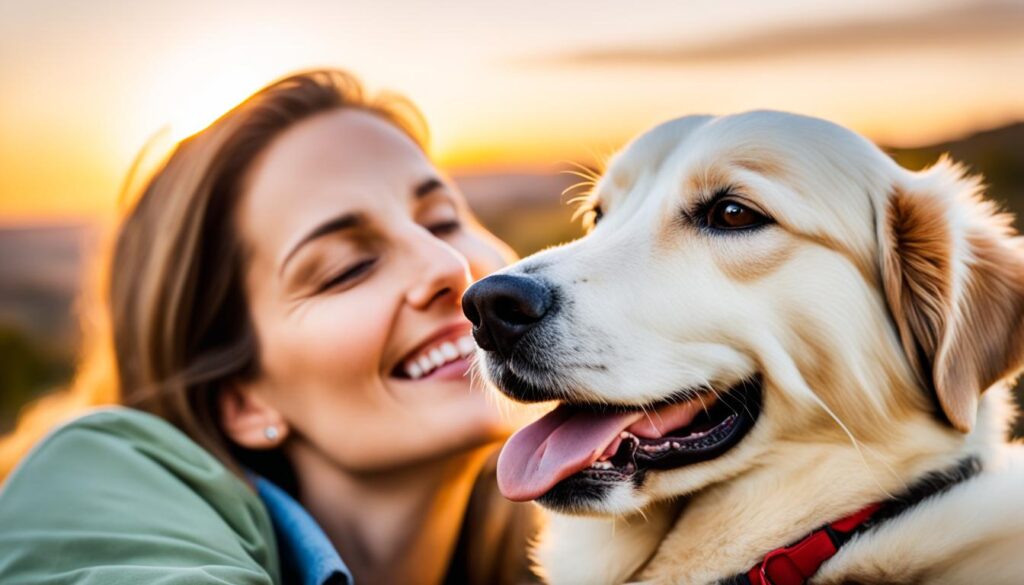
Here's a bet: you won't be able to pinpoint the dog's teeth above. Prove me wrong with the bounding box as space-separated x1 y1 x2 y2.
590 461 614 470
671 442 681 449
406 362 424 380
640 441 671 453
440 342 459 360
456 336 476 357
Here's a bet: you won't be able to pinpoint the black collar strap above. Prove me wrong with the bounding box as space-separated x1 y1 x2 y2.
719 456 982 585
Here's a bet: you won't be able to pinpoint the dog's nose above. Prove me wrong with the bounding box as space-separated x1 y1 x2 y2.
462 274 552 356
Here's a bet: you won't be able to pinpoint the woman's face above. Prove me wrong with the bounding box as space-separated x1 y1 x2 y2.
234 109 516 472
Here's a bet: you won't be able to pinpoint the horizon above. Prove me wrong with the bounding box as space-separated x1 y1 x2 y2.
2 0 1023 222
0 116 1021 229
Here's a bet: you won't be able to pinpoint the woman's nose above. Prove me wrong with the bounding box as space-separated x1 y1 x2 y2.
405 233 472 310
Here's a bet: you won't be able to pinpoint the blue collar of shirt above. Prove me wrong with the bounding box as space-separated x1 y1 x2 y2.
253 476 353 585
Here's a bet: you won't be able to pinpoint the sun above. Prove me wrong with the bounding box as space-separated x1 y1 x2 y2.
165 74 265 141
137 26 317 143
159 62 298 143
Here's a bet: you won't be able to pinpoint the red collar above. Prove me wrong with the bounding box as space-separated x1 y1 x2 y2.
728 456 981 585
742 503 880 585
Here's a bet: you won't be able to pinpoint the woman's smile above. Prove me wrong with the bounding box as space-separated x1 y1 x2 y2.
390 320 477 381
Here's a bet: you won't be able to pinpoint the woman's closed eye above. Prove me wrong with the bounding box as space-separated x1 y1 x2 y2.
317 258 377 293
427 220 461 236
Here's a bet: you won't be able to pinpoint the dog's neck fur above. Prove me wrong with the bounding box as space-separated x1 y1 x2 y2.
534 386 1011 585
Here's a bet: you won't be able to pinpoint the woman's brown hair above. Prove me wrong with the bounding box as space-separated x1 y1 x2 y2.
0 69 427 480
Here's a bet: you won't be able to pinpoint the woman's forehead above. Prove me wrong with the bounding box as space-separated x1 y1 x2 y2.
236 109 438 265
248 109 431 196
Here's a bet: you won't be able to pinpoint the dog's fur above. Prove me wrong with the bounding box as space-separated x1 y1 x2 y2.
479 112 1024 584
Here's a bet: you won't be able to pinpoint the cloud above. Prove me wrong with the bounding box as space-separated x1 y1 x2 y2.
531 1 1024 66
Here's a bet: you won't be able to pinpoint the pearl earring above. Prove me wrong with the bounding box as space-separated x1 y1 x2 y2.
264 426 280 441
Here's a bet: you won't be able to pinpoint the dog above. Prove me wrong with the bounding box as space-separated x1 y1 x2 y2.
462 111 1024 585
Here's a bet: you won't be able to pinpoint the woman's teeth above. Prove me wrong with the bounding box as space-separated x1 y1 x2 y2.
404 335 476 379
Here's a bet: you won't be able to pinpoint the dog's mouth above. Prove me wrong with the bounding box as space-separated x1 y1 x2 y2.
496 376 762 502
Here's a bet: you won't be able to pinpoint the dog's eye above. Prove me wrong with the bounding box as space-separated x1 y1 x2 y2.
578 203 604 232
706 199 769 230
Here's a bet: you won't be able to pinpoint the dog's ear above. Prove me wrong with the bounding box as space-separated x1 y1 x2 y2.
880 158 1024 433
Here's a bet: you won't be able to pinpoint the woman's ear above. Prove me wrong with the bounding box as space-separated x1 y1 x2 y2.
218 383 290 449
879 158 1024 433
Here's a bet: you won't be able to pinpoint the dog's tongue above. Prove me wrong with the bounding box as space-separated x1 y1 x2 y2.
497 405 643 501
497 398 713 501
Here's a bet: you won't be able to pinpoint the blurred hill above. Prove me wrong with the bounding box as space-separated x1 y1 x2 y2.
0 225 97 348
888 121 1024 227
458 172 584 257
1 121 1022 433
0 225 95 431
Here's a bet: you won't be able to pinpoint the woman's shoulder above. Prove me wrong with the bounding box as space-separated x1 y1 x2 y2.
17 406 229 471
3 406 251 506
14 406 209 459
0 406 281 584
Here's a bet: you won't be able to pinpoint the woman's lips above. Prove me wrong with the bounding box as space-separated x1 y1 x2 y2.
417 353 473 381
399 334 476 379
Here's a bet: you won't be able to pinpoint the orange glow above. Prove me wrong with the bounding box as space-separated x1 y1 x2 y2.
164 79 265 143
0 1 1022 223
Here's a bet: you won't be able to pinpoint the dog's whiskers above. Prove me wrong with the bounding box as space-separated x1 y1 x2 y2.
809 391 899 499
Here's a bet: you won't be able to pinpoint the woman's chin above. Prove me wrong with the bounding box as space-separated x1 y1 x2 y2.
373 381 509 444
370 422 512 473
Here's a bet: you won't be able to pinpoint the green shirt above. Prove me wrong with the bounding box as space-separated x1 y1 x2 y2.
0 408 281 584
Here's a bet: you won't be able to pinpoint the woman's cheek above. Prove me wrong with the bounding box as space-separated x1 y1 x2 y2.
259 290 388 410
298 294 392 385
273 295 405 470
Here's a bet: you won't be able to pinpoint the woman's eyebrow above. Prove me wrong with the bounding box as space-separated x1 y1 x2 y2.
280 212 364 276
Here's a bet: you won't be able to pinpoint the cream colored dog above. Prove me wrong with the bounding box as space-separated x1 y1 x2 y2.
462 111 1024 584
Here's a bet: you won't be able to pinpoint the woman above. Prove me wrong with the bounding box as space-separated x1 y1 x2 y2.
0 70 537 584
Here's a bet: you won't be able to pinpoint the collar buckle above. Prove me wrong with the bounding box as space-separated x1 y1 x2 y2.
750 529 838 585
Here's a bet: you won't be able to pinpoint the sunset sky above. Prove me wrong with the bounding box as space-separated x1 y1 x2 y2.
1 0 1022 222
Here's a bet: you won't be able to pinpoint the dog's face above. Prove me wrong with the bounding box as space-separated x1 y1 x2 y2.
465 111 1024 515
